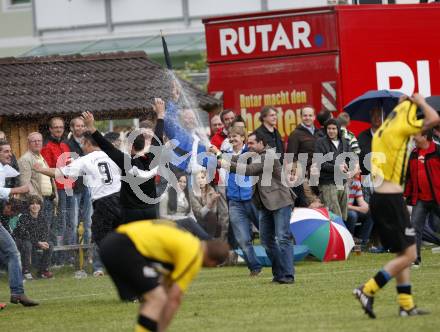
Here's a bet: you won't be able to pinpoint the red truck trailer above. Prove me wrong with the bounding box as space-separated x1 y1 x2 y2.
203 4 440 137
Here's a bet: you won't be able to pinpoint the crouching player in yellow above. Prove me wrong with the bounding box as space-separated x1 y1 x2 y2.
100 219 229 331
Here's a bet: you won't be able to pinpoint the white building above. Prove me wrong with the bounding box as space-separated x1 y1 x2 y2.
1 0 432 63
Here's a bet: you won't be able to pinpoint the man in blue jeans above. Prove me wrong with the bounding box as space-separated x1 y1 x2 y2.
346 173 374 250
0 140 38 307
222 126 262 276
66 117 93 246
215 132 296 284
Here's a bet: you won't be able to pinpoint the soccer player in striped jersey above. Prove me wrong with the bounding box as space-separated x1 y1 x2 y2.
353 93 440 318
34 132 122 245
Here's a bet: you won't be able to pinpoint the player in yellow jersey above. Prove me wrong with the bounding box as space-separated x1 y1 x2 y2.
353 93 440 318
99 220 229 332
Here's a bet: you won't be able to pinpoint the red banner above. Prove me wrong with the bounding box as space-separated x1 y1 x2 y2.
205 11 338 63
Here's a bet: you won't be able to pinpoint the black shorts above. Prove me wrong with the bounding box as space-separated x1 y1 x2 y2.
91 193 121 245
99 232 160 301
370 192 415 253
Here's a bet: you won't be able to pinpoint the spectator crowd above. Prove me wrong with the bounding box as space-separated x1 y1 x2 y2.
1 89 440 308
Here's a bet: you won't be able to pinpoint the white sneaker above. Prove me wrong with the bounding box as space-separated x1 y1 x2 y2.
411 262 420 269
74 270 88 279
93 270 104 277
23 273 33 280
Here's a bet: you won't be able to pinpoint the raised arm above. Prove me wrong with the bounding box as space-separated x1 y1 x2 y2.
151 98 165 147
82 111 126 169
412 93 440 132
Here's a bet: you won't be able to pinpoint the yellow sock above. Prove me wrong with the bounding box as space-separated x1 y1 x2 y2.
398 294 415 311
363 278 380 296
135 324 152 332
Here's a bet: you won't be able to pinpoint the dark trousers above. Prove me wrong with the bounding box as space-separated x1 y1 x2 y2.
197 211 222 239
176 217 211 240
92 193 121 246
15 239 53 273
121 205 157 224
411 200 440 262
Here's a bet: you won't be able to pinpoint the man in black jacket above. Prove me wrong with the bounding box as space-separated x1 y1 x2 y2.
358 107 382 175
255 106 284 163
313 118 355 221
286 106 320 176
81 99 164 224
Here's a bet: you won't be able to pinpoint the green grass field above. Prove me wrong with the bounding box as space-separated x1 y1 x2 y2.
1 250 439 332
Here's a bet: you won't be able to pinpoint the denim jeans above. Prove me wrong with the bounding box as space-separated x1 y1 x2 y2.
229 200 262 272
41 197 56 244
411 200 440 262
346 210 374 245
68 188 93 245
176 217 211 240
92 244 104 272
259 205 294 280
0 225 24 295
57 189 74 244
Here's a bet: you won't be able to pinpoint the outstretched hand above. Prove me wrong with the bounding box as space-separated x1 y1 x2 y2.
208 145 220 155
153 98 165 119
81 111 96 133
206 191 220 209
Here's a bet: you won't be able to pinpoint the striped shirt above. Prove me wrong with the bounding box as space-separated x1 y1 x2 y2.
348 179 363 206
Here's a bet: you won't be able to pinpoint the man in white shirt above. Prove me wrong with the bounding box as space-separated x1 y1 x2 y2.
34 132 122 245
0 139 38 307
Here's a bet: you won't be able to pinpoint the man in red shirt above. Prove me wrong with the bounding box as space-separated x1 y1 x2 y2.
210 109 235 150
41 117 74 251
404 130 440 267
209 115 223 139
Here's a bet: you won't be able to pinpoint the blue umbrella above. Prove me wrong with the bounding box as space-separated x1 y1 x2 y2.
425 96 440 114
344 90 403 122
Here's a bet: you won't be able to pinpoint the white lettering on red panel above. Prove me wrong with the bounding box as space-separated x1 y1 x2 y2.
376 61 431 97
220 21 312 56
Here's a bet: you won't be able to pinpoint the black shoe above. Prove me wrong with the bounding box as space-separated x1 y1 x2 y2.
249 270 262 277
10 294 39 307
399 306 430 317
353 286 376 319
272 277 294 284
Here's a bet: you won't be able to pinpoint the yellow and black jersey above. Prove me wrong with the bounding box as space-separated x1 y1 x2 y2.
116 220 203 292
371 101 424 185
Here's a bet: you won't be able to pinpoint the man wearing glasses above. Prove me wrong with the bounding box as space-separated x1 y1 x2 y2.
41 117 73 251
19 132 58 244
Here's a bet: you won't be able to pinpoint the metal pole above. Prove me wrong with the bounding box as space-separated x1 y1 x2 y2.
105 0 113 32
182 0 190 27
31 0 39 36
